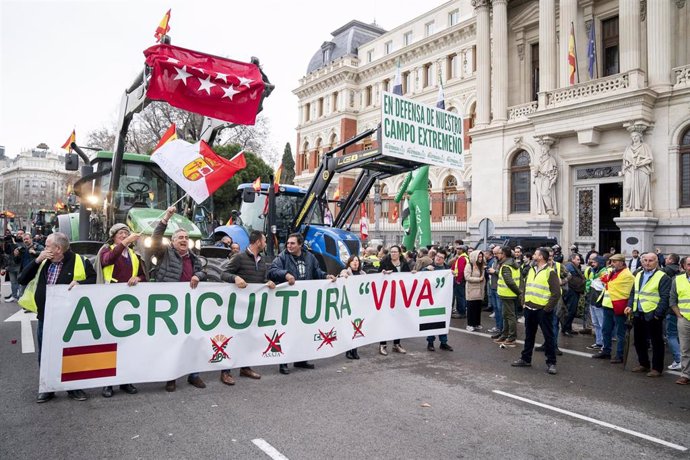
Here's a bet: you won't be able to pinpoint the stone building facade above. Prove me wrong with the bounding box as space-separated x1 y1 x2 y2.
295 0 690 254
0 147 78 230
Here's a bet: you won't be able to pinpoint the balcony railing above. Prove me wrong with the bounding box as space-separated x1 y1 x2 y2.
543 71 636 109
508 101 538 121
673 64 690 89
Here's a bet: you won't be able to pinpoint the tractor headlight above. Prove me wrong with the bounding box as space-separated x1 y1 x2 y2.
195 239 201 250
337 240 349 265
144 237 152 248
162 237 170 246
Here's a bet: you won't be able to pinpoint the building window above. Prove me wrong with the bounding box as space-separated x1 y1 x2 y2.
602 16 619 77
449 9 459 26
384 41 393 54
531 43 539 101
367 50 373 63
423 63 433 87
331 92 338 113
681 127 690 207
511 150 531 213
403 71 411 94
443 176 458 216
317 98 324 118
447 53 459 80
304 103 311 122
323 49 331 63
425 21 435 37
404 31 413 46
382 78 390 93
365 86 372 106
301 141 309 171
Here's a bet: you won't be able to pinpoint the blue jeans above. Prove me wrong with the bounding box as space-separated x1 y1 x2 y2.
667 313 682 363
427 334 448 344
590 305 604 346
562 289 580 332
602 308 626 357
552 308 560 348
37 318 44 365
489 288 502 330
8 270 19 298
454 282 466 316
522 308 557 365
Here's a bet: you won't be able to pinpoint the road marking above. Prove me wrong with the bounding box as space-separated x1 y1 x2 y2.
252 438 289 460
5 309 37 353
493 390 688 452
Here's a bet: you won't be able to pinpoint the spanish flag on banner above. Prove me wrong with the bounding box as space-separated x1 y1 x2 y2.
61 130 76 152
61 343 117 382
154 9 171 42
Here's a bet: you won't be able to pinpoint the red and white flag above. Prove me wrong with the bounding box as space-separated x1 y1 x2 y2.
144 44 264 125
151 139 246 204
359 203 369 240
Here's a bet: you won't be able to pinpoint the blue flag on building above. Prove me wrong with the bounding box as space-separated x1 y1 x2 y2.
587 23 597 79
392 59 403 95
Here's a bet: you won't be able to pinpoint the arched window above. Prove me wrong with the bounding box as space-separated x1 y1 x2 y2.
329 133 337 151
510 150 531 213
315 138 323 163
443 175 458 216
681 127 690 207
301 141 309 171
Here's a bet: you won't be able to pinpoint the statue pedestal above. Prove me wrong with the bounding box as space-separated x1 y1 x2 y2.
526 217 563 240
614 215 658 256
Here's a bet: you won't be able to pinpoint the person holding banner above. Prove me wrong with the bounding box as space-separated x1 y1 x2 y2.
95 223 146 398
218 230 274 385
269 232 336 374
340 255 365 360
425 250 454 352
18 232 96 403
378 245 410 355
153 206 208 392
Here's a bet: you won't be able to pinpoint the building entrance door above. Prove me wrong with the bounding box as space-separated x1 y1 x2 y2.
598 182 622 253
573 165 622 253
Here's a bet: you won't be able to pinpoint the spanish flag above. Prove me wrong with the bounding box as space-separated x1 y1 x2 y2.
273 165 283 193
568 22 577 85
61 129 76 152
61 343 117 382
252 177 261 192
154 9 171 43
333 188 340 201
153 123 178 153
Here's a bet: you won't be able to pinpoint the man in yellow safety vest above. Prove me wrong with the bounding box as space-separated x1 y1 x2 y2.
670 257 690 385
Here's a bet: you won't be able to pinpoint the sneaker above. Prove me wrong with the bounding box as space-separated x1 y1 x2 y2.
547 364 558 375
586 343 603 350
392 344 406 354
489 312 496 318
668 361 682 371
474 325 483 331
465 326 476 332
517 317 525 324
4 296 17 303
487 327 500 334
439 343 453 351
511 359 531 367
379 345 388 356
451 313 461 319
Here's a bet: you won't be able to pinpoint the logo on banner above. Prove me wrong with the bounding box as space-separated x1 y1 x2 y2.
262 330 285 358
351 318 365 339
209 334 232 363
183 156 222 181
315 327 337 350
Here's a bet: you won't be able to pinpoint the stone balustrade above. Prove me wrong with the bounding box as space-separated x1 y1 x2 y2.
507 101 538 121
543 71 632 109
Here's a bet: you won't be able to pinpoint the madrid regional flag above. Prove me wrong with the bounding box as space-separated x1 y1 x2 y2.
151 139 246 204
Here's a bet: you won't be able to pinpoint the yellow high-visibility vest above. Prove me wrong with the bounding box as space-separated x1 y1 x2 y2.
674 274 690 321
497 264 520 298
632 270 665 313
525 266 552 307
18 254 86 313
102 245 140 283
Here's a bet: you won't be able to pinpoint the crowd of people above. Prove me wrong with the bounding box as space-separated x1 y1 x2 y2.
9 208 689 404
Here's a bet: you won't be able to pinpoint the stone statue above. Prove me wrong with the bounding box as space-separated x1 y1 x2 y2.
621 131 653 212
534 143 559 215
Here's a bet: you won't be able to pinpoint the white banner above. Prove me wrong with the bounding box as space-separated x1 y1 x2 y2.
381 91 464 169
39 271 453 391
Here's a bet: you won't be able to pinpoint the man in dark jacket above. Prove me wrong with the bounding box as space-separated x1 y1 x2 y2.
153 206 207 391
18 232 96 403
219 230 275 385
269 232 335 374
425 250 453 352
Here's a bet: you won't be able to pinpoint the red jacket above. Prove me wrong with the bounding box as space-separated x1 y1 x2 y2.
452 254 469 284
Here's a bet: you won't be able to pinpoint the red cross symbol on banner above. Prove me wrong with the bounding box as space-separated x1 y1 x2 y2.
210 336 231 361
262 331 285 354
351 319 365 339
317 327 337 350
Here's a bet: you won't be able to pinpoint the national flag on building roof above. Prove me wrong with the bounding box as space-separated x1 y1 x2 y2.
151 139 246 204
61 343 117 382
144 44 265 125
392 59 403 96
568 22 578 85
61 129 76 152
154 9 171 43
587 22 597 79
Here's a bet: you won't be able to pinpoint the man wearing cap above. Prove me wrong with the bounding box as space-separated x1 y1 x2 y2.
592 253 634 363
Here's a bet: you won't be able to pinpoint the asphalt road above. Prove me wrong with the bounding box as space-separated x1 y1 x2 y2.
1 297 688 460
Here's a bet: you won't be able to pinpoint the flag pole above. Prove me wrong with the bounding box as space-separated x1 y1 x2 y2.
133 192 189 236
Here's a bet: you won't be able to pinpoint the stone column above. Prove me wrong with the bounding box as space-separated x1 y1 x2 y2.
492 0 508 122
647 0 673 90
538 0 557 105
619 0 641 72
473 0 491 126
559 0 578 86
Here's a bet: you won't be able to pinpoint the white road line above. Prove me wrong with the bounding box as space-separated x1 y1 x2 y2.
493 390 688 452
252 438 289 460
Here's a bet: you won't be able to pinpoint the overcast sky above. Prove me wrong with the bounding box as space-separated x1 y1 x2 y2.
0 0 445 163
